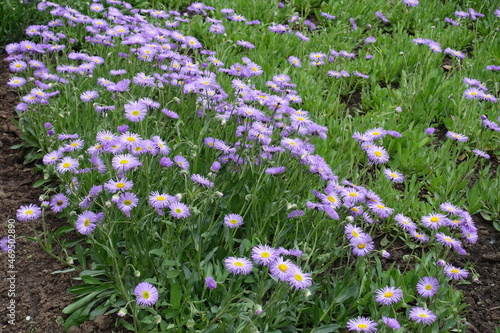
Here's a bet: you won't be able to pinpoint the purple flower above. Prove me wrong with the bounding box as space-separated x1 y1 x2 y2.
50 193 69 213
346 316 378 332
134 282 159 306
173 155 189 170
384 169 404 183
224 213 244 228
382 317 401 329
224 257 253 275
402 0 419 6
425 127 436 135
416 276 440 297
117 192 138 217
16 204 42 222
472 149 490 159
287 267 312 290
265 166 286 175
366 145 390 164
444 264 468 280
409 307 436 325
446 131 468 142
375 11 389 23
205 276 217 289
191 174 214 188
80 90 99 102
237 40 255 49
57 157 80 173
0 236 15 253
251 245 278 266
375 286 403 305
270 257 297 281
111 154 141 171
75 211 97 235
168 202 191 219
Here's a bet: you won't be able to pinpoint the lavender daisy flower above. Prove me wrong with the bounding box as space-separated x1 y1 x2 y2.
382 317 401 329
112 154 142 171
124 101 147 122
444 48 465 59
205 276 217 289
288 209 305 218
7 76 26 88
444 264 468 280
75 211 97 235
265 166 286 175
224 213 244 228
402 0 419 6
375 11 389 23
346 316 378 332
117 192 138 217
56 157 80 174
134 282 159 306
416 276 439 297
224 257 253 275
350 234 375 256
173 155 189 170
0 236 14 253
366 145 390 164
169 202 191 219
384 169 404 183
50 193 69 213
410 230 430 243
16 204 42 222
375 286 403 305
446 131 468 142
464 87 484 99
270 257 297 281
191 174 214 188
409 307 436 325
367 202 394 218
80 90 98 102
287 266 312 290
288 56 301 67
436 232 462 250
422 213 448 229
251 244 278 266
472 149 490 159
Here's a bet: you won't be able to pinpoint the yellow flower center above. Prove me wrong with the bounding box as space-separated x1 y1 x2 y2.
123 200 132 206
425 285 432 290
430 217 439 222
278 264 288 272
84 219 90 227
351 230 359 238
116 183 125 188
234 261 243 267
261 252 270 258
120 160 129 165
157 196 165 201
327 196 336 203
229 219 238 224
418 313 428 318
375 151 382 157
294 274 303 281
25 210 33 215
132 111 140 116
62 162 71 168
357 243 366 249
377 204 385 209
357 324 368 329
384 291 393 298
142 291 150 299
451 269 459 274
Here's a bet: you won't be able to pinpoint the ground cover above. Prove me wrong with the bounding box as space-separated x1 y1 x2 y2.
0 0 499 332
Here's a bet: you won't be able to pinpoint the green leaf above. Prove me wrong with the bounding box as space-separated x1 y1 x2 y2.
63 291 101 314
33 178 51 188
51 268 76 275
119 319 135 331
313 324 341 333
170 282 182 310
